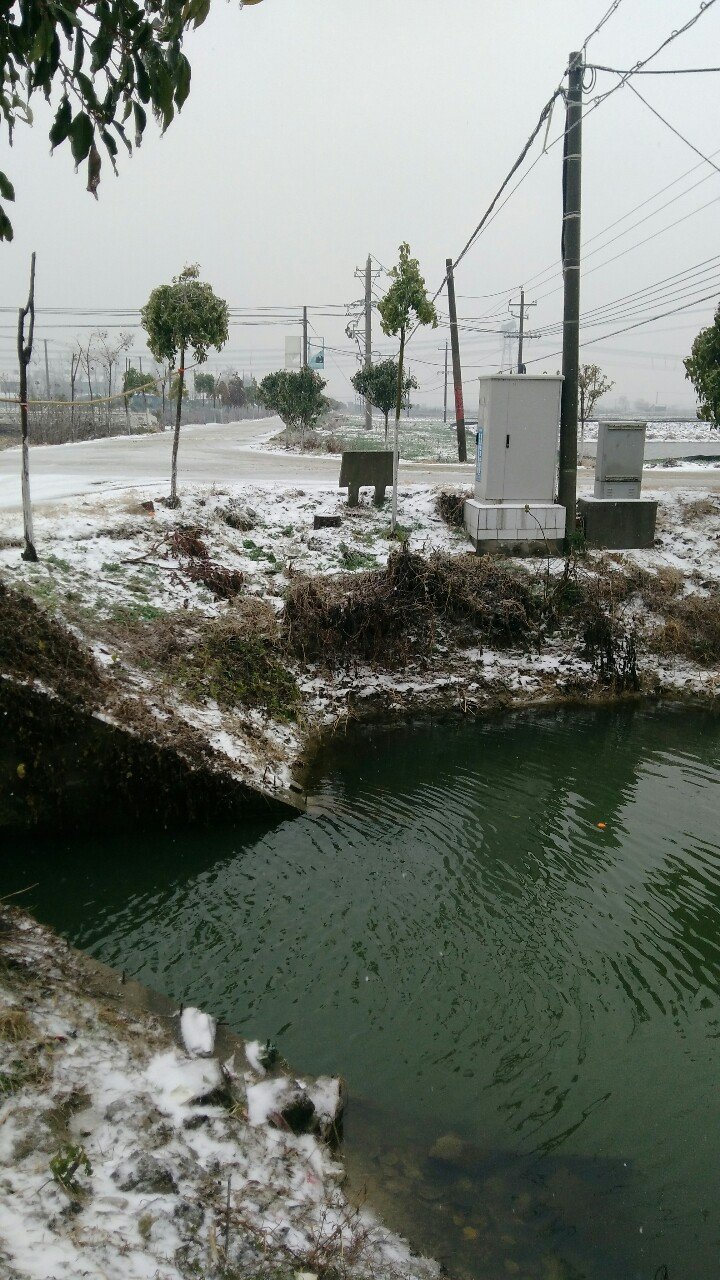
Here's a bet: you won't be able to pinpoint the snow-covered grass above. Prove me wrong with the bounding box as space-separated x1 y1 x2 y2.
0 481 718 798
261 415 468 464
0 907 436 1280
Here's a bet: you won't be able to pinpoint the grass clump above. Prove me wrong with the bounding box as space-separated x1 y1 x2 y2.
650 592 720 666
436 489 472 528
0 1005 32 1041
169 602 300 719
0 578 100 704
284 544 542 665
681 497 719 522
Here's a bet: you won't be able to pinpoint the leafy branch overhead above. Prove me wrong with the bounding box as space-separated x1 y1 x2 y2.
0 0 210 241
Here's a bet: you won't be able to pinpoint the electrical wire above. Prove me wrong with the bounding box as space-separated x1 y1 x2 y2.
626 81 720 175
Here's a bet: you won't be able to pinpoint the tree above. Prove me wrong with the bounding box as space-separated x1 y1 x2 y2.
351 359 418 441
578 363 614 463
122 365 150 430
141 264 228 506
377 243 438 531
17 253 37 562
685 304 720 428
94 329 133 433
219 373 246 410
0 0 217 242
194 371 215 403
169 372 188 400
258 368 327 449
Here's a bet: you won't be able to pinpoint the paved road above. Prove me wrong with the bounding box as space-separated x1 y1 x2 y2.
0 417 718 515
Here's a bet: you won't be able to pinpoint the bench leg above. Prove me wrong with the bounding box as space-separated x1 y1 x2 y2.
347 483 360 507
374 485 386 507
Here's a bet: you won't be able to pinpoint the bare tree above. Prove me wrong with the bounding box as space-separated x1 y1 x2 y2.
17 253 37 562
69 345 82 440
94 330 134 433
578 363 614 464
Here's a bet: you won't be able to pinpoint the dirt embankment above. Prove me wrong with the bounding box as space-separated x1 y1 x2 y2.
0 486 718 831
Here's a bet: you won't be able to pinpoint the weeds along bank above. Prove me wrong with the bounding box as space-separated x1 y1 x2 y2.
0 905 438 1280
0 482 719 819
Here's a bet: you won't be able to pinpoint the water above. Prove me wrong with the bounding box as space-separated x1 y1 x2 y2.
3 705 720 1279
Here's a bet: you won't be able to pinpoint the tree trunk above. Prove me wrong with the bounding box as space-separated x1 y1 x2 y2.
18 253 37 563
391 326 405 535
169 348 185 507
384 410 389 442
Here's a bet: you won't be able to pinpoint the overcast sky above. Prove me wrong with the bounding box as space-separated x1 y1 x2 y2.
2 0 720 412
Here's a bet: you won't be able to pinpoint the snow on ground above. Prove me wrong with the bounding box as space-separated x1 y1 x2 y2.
583 419 719 442
0 480 718 790
258 415 469 463
0 908 437 1280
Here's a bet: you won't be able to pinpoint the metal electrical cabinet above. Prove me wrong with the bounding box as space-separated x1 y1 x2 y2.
594 422 646 499
475 374 564 503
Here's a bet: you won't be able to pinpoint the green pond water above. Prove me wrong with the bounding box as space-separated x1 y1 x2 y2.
4 705 720 1279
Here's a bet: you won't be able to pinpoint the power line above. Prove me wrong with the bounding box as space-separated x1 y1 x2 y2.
587 63 720 75
626 81 720 175
581 0 625 50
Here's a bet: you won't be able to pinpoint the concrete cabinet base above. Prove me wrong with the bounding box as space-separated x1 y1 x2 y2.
578 496 658 549
464 499 566 554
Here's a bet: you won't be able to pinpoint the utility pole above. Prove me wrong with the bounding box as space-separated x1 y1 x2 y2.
558 50 583 542
509 288 536 373
445 259 468 463
302 306 308 369
43 338 50 399
364 255 372 429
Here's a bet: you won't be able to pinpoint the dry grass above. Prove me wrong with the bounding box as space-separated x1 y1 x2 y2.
0 578 101 704
0 1005 32 1041
650 593 720 666
436 489 473 528
284 545 542 665
681 496 720 522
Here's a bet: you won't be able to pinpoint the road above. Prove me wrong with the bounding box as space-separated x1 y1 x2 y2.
0 417 718 516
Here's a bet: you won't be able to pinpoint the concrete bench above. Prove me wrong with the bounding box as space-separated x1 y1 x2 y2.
339 450 393 507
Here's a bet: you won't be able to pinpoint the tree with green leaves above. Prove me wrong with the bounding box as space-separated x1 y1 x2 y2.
122 365 150 430
141 264 228 506
578 362 614 462
258 367 327 449
351 359 418 441
685 304 720 428
377 243 437 530
194 371 215 403
0 0 228 241
220 373 246 410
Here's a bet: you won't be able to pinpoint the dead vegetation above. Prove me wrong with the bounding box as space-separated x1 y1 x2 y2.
681 496 720 522
436 488 473 528
110 598 300 720
0 579 101 704
284 545 543 664
650 594 720 666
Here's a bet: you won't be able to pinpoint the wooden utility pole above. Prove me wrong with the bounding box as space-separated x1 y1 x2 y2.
558 50 583 541
302 306 308 369
445 259 468 463
364 255 372 429
43 338 51 398
18 252 37 562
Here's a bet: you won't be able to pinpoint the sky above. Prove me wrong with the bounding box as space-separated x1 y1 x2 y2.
2 0 720 412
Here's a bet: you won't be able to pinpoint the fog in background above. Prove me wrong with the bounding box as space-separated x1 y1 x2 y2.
2 0 719 413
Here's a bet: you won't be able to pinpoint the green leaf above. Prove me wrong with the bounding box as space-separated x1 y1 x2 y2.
174 54 191 110
91 31 113 73
0 172 15 202
0 205 14 242
49 96 72 148
69 112 94 164
134 55 150 103
132 101 146 146
73 28 85 75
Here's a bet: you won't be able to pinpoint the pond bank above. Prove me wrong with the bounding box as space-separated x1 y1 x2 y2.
0 481 718 826
0 904 438 1280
